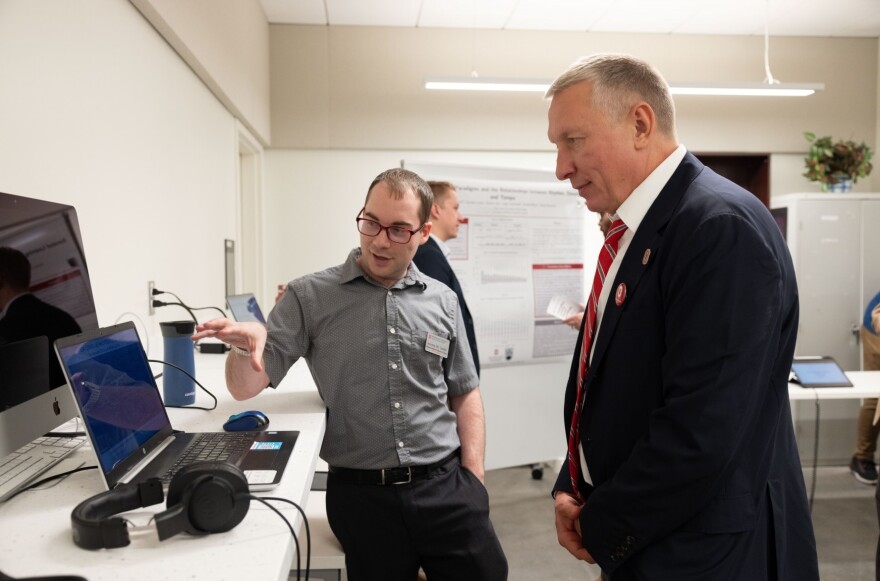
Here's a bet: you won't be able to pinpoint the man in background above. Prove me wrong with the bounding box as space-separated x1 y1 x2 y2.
413 181 480 375
547 54 817 579
193 168 506 581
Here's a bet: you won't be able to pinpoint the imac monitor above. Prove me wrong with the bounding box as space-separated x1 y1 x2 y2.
0 192 99 458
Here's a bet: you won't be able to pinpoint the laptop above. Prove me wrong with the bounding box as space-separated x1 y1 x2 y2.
790 355 853 388
54 321 298 491
226 293 266 324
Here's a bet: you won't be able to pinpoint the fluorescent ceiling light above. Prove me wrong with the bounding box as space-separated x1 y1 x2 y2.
424 78 824 97
669 82 824 97
425 78 550 92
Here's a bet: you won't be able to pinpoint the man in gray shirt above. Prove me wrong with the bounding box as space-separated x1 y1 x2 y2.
194 168 507 581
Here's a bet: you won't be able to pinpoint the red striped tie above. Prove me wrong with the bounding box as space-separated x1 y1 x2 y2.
567 218 627 503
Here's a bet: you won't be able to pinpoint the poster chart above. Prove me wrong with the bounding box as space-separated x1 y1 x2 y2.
404 161 589 368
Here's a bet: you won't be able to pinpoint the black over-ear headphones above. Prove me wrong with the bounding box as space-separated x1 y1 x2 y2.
70 461 250 550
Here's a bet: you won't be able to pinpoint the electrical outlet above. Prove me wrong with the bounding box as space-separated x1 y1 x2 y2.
148 281 155 315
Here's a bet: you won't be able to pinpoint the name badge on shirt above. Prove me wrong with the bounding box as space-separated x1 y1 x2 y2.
425 332 450 358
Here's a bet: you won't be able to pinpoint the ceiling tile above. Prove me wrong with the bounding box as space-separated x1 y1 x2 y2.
418 0 519 29
327 0 420 27
505 0 613 31
261 0 327 25
261 0 880 37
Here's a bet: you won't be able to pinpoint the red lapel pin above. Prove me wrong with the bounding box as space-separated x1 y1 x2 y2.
615 282 627 306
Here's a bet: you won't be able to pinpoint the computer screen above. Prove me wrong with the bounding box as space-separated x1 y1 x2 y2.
0 191 99 458
226 293 266 324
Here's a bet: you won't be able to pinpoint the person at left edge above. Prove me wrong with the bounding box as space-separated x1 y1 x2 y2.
413 180 480 375
192 168 507 581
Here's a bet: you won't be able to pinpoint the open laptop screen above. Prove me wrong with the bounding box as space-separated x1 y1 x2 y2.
226 293 266 324
791 356 853 388
55 324 174 480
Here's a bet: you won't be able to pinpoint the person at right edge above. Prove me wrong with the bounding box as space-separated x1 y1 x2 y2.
547 54 818 580
851 289 880 485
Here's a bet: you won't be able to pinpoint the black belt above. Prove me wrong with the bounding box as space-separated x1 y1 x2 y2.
329 450 459 486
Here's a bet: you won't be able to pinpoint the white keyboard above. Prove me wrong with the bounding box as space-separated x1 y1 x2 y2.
0 435 86 501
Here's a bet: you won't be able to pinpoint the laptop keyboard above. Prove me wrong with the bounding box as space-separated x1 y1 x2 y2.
160 432 253 484
0 435 86 500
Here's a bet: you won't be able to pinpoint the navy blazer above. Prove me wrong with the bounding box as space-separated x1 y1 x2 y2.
413 237 480 376
554 153 818 579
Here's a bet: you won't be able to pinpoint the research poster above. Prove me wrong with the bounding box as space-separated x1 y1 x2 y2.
442 178 588 367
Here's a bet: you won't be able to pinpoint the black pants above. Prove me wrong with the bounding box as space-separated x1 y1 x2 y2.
326 457 508 581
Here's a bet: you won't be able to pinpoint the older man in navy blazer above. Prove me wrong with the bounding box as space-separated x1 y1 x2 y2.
547 54 818 580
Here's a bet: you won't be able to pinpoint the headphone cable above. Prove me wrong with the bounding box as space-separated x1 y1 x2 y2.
247 495 310 581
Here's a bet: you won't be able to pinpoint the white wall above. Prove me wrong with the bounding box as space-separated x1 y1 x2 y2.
265 26 879 293
130 0 272 145
270 26 878 162
0 0 240 336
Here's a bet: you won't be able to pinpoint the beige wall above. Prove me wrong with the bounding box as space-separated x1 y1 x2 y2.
270 26 877 164
265 25 878 290
131 0 271 145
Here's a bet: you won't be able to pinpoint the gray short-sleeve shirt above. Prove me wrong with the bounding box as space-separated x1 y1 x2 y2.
263 248 479 469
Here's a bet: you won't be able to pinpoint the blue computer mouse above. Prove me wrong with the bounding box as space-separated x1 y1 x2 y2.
223 410 270 432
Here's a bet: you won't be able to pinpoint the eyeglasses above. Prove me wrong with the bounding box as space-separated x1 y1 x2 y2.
355 214 425 244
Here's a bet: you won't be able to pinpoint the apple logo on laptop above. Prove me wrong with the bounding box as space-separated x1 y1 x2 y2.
53 397 60 416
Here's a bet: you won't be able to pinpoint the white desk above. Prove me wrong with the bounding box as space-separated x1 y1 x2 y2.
0 354 326 581
788 371 880 401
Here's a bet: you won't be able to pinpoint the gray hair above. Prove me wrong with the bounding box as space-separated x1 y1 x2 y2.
365 168 434 225
546 53 677 139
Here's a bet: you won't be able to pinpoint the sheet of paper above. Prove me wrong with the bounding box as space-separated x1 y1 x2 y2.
546 294 582 321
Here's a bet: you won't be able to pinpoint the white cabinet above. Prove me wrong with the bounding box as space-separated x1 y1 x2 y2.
772 193 880 463
772 193 880 370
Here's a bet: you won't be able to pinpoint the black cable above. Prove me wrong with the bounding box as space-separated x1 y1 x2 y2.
153 288 226 320
189 305 227 318
44 432 85 438
0 570 87 581
246 495 310 581
151 300 198 324
1 466 97 503
147 358 217 411
152 288 185 304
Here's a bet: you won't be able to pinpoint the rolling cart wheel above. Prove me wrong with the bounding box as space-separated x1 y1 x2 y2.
530 464 544 480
